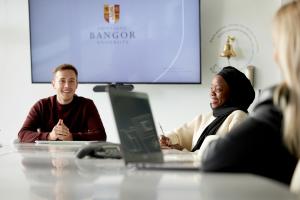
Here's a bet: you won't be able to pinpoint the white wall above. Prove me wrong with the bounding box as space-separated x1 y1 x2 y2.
0 0 281 144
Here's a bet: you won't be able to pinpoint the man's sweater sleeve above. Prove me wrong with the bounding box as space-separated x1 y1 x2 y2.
18 101 49 143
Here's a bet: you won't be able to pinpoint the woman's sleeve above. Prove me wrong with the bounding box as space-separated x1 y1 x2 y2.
227 111 248 131
196 111 247 160
216 110 248 137
167 114 204 150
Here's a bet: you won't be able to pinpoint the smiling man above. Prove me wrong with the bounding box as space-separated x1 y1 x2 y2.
18 64 107 143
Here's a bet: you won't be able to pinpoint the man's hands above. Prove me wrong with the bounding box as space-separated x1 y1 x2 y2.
48 119 73 141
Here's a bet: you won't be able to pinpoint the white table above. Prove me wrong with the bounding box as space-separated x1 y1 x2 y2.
0 143 298 200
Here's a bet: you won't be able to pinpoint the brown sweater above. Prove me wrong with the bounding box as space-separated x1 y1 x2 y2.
18 95 106 143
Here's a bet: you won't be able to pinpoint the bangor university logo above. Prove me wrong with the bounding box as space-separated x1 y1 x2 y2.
104 4 120 24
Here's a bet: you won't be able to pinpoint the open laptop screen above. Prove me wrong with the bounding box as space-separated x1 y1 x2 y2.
108 89 163 164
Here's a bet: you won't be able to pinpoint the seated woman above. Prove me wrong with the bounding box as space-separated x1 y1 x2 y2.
160 66 255 153
200 0 300 185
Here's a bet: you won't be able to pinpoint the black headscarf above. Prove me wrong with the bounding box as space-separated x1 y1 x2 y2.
191 66 255 152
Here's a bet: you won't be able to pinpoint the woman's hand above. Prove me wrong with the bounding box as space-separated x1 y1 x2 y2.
159 135 184 150
159 135 172 147
168 144 184 151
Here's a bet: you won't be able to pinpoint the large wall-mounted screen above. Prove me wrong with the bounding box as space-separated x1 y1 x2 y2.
29 0 201 84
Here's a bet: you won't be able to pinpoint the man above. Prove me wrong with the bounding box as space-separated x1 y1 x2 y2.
18 64 106 142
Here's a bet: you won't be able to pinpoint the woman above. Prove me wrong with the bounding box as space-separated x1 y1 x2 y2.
201 0 300 185
160 66 255 152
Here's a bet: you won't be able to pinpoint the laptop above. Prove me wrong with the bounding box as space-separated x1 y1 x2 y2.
108 89 201 170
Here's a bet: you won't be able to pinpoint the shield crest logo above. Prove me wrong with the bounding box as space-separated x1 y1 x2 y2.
104 4 120 24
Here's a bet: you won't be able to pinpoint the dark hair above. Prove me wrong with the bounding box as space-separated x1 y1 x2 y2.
53 64 78 77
